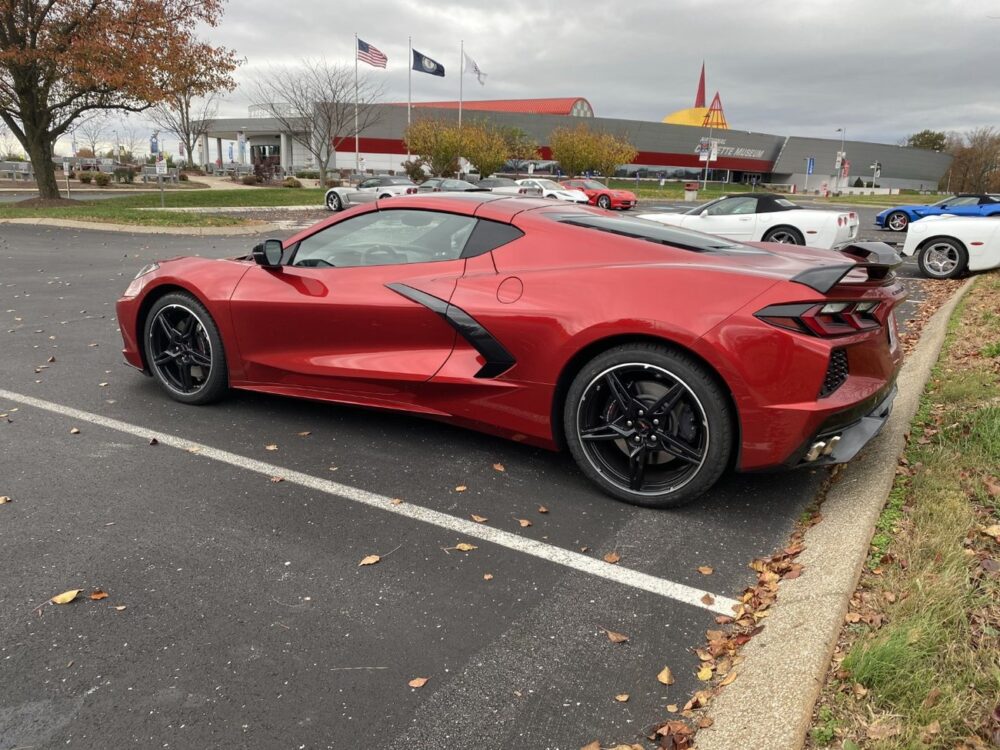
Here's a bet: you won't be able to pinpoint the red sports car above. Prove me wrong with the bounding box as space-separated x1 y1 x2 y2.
560 179 637 210
117 194 905 507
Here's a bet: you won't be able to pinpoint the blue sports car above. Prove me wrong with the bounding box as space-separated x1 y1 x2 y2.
876 194 1000 232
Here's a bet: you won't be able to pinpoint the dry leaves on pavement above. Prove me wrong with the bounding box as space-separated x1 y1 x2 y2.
408 677 428 688
470 514 488 523
656 666 675 685
50 589 81 605
358 555 380 567
604 629 629 644
603 551 621 564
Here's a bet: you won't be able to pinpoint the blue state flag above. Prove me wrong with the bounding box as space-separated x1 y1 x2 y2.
412 49 445 77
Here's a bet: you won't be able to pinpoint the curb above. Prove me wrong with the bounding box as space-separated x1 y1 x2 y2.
0 217 279 236
695 276 977 750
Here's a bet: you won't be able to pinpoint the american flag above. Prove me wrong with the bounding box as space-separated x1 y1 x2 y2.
357 38 388 69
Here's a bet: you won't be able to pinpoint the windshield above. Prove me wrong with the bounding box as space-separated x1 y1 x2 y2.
582 180 607 190
534 179 564 190
386 176 415 185
481 178 515 187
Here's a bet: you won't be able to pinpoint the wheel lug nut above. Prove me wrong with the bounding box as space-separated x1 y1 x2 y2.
653 419 659 425
626 421 633 427
634 436 641 443
650 435 657 441
638 410 644 416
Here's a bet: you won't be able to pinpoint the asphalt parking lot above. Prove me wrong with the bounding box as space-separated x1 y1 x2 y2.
0 209 923 749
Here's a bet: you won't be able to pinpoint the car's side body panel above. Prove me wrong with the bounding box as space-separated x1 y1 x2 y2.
901 215 1000 271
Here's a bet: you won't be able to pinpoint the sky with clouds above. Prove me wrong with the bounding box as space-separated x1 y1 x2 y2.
199 0 999 144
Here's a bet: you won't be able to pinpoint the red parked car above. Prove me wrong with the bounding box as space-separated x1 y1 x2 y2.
561 179 637 210
117 194 905 507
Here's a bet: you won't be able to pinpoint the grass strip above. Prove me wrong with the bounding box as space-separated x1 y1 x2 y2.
807 273 1000 749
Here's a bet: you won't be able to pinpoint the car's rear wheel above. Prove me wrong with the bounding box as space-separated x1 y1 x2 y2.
144 292 228 405
564 344 733 508
917 238 967 279
325 192 342 211
886 211 909 232
762 226 805 245
597 194 612 209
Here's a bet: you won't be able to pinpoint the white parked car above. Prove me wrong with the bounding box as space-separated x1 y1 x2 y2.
636 194 859 249
325 175 418 211
901 214 1000 279
476 177 542 196
515 178 588 203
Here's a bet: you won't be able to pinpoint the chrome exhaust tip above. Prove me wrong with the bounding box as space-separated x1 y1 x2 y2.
805 441 826 462
821 436 841 456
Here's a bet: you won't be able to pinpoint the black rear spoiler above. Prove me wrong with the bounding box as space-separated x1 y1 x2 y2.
791 242 902 294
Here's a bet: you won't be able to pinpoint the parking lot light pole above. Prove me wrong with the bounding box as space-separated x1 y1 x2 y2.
836 127 846 192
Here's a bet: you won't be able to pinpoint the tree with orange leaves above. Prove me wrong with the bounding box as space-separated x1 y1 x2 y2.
0 0 238 198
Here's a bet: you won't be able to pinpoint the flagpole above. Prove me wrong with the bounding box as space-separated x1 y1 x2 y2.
407 36 412 132
354 33 360 174
459 39 463 128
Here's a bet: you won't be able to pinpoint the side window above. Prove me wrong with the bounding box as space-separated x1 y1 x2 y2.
358 179 379 189
291 210 477 268
706 197 758 215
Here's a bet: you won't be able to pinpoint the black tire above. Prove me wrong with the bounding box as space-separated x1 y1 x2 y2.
762 226 805 245
325 191 342 211
886 211 909 232
378 193 392 200
564 343 733 508
597 194 612 209
143 292 228 405
917 238 968 279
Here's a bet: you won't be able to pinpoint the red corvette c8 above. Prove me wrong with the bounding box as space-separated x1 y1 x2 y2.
117 194 905 507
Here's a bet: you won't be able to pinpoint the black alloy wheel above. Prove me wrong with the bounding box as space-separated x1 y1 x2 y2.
144 292 228 405
564 344 733 507
762 226 805 245
597 194 612 209
886 211 909 232
917 238 968 279
326 192 343 211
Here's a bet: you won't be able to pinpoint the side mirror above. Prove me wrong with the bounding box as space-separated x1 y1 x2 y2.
699 209 709 216
252 239 283 268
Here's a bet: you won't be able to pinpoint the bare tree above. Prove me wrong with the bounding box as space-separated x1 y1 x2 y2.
149 93 219 168
250 58 384 185
941 127 1000 193
115 116 143 162
76 115 108 157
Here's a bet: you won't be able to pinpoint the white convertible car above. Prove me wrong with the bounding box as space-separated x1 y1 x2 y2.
515 178 589 203
901 214 1000 279
636 194 859 249
325 175 418 211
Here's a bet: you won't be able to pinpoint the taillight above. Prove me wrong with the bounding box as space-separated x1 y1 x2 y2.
518 187 528 194
755 301 882 337
849 211 857 221
406 187 418 194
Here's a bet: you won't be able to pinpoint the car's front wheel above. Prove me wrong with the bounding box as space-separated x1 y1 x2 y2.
325 192 343 211
143 292 228 405
597 194 612 209
886 211 909 232
917 238 967 279
564 344 733 508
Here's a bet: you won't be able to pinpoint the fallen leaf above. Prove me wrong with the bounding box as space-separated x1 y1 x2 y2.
656 666 675 685
390 498 403 505
697 664 714 681
483 573 493 581
867 721 902 740
697 565 714 575
0 496 10 504
297 431 311 437
455 485 467 492
922 687 942 708
113 605 127 611
359 555 380 566
470 514 488 523
984 476 1000 497
537 505 549 514
454 543 477 552
70 427 80 435
98 382 109 387
264 444 278 451
89 590 109 601
605 630 629 644
697 717 714 729
270 476 284 483
845 612 862 623
492 463 505 472
666 704 678 712
51 589 81 605
701 593 715 605
580 742 601 750
604 551 621 564
148 437 159 446
614 693 629 702
408 677 428 688
981 524 1000 542
719 670 738 687
517 518 532 528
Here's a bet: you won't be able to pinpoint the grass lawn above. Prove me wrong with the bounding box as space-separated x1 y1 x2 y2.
808 193 947 208
807 274 1000 749
606 179 754 201
0 188 326 227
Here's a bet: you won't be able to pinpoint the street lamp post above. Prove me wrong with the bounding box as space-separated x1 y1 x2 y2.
835 127 846 193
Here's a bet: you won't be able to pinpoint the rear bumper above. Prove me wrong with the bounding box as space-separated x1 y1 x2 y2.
782 382 896 467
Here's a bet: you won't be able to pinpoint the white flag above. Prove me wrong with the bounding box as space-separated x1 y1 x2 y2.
463 51 487 85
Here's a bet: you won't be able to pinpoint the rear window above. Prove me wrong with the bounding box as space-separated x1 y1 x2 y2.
555 213 762 254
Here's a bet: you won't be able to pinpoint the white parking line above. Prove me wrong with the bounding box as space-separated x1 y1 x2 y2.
0 388 739 615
